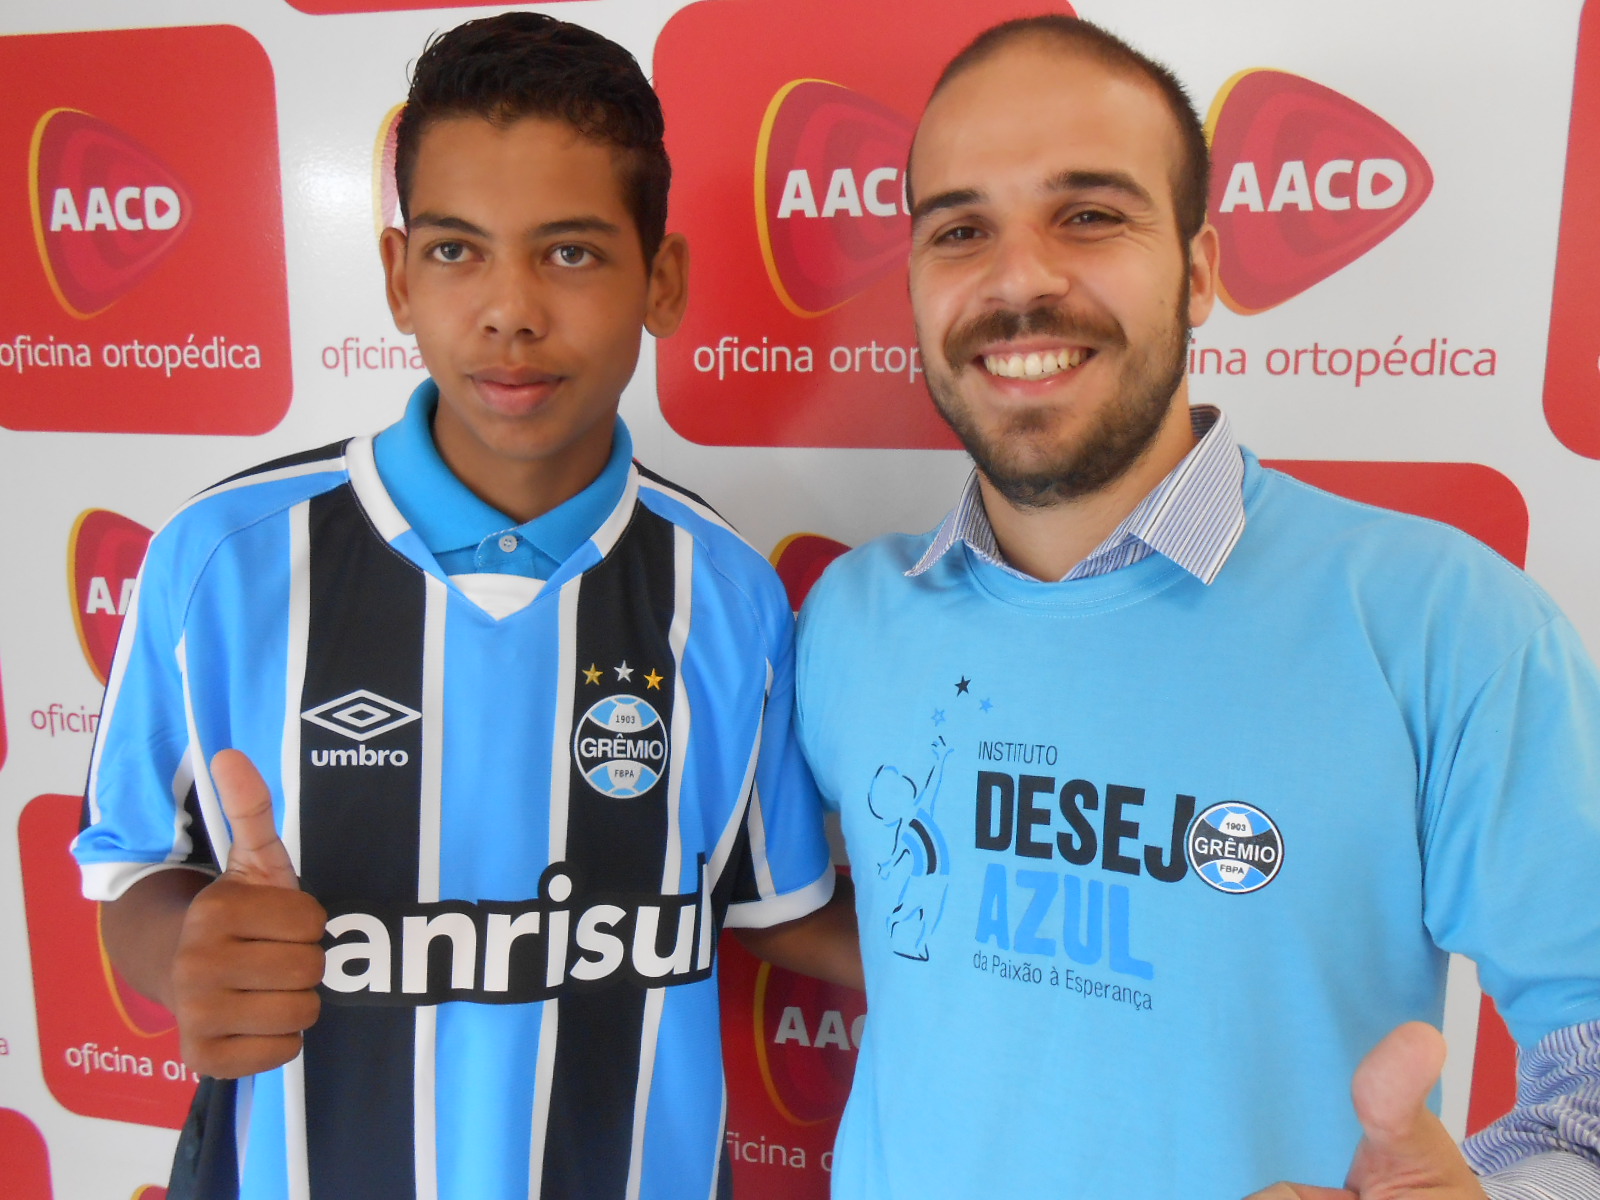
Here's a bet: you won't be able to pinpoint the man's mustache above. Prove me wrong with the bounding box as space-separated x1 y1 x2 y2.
943 304 1127 368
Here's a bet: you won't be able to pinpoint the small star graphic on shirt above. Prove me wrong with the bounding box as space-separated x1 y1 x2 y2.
932 708 947 726
979 698 994 713
615 661 634 682
955 676 971 695
644 668 664 690
582 664 603 685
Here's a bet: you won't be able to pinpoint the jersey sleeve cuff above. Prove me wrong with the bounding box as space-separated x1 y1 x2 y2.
722 865 836 930
80 859 218 903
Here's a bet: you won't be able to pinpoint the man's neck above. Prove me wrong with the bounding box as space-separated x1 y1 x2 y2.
980 393 1198 582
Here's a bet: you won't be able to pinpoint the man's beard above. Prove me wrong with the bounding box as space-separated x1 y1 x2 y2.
924 290 1189 509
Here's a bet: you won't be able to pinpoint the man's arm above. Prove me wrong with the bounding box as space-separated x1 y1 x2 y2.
101 751 327 1079
732 873 863 990
1465 1020 1600 1200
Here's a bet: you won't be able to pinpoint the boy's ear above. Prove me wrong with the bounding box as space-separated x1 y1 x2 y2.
380 226 415 334
644 232 689 339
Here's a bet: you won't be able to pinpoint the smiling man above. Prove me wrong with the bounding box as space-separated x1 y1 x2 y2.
74 14 854 1200
795 16 1600 1200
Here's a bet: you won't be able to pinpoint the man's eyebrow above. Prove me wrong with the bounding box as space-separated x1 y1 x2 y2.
910 188 985 228
1043 169 1154 206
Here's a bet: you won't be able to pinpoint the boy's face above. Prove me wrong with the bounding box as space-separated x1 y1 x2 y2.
381 115 686 507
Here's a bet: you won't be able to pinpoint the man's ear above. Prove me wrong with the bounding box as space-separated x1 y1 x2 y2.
380 225 415 334
644 232 689 339
1186 223 1220 329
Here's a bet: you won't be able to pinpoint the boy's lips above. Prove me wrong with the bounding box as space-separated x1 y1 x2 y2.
469 369 562 415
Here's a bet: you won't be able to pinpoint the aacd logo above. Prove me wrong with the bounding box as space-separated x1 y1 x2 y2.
1206 70 1432 313
0 26 290 434
69 509 153 685
32 110 190 319
757 82 913 317
656 0 1071 449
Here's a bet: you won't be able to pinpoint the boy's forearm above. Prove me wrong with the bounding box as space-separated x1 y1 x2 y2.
733 874 864 990
101 867 212 1011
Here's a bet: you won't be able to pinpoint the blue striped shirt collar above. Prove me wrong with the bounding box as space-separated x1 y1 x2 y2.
908 405 1246 585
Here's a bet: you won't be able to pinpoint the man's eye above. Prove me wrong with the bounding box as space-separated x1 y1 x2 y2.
552 244 594 266
934 225 981 245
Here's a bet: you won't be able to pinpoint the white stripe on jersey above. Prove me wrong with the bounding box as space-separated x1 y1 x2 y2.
706 669 768 906
417 576 448 903
345 435 410 544
177 636 230 870
625 987 668 1200
281 501 310 878
529 578 582 1199
414 1007 439 1200
705 1080 728 1200
284 1054 311 1200
194 453 347 501
590 465 642 561
528 1001 561 1200
661 526 695 893
635 473 741 540
415 574 448 1200
623 525 697 1200
746 783 778 900
281 498 313 1200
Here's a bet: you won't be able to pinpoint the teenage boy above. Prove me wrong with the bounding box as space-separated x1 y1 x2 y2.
74 14 854 1200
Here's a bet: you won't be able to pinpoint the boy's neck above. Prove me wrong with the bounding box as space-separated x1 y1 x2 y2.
431 402 615 525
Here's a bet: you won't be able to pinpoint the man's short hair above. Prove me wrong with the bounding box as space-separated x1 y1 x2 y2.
394 11 671 263
917 16 1210 242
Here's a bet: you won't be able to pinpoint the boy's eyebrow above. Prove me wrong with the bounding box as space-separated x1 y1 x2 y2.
406 213 625 240
408 212 488 237
533 216 624 239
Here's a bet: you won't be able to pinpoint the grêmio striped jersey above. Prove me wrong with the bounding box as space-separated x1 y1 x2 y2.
74 433 834 1200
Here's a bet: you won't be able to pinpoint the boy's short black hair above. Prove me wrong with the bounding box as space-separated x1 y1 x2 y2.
394 11 671 263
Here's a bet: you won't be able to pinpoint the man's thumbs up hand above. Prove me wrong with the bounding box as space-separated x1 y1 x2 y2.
1245 1023 1488 1200
170 751 327 1079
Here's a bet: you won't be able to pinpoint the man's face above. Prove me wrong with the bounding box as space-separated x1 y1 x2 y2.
908 44 1216 507
381 115 685 495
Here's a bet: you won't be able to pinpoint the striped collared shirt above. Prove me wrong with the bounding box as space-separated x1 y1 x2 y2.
908 405 1246 584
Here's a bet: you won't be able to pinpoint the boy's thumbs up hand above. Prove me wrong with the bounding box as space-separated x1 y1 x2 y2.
170 751 327 1079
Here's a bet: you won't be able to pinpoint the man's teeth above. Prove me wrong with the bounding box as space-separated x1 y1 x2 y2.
982 348 1087 379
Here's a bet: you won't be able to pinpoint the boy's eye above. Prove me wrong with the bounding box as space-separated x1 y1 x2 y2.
551 244 595 267
430 241 469 263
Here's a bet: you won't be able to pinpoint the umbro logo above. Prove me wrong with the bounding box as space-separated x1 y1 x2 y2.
301 689 420 742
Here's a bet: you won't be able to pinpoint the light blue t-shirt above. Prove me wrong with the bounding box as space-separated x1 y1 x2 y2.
795 452 1600 1200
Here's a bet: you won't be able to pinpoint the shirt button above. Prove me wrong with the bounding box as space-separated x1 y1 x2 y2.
498 535 518 553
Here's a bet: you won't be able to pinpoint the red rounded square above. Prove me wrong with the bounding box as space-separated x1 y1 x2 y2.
0 25 289 435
